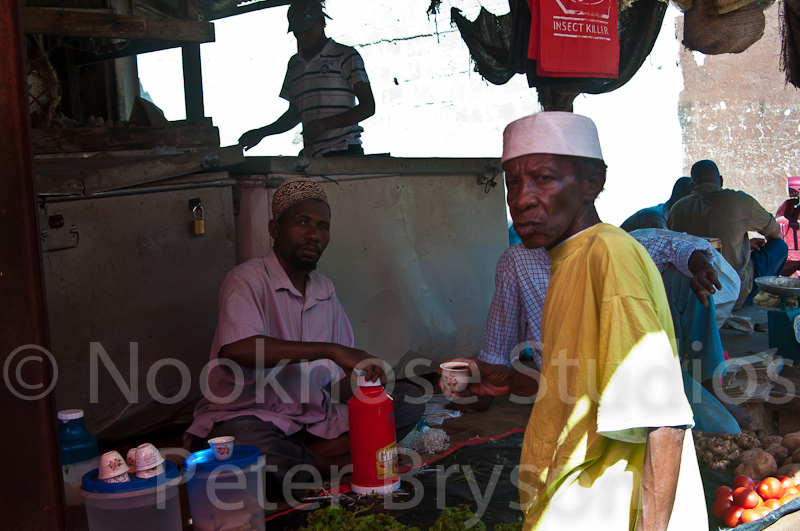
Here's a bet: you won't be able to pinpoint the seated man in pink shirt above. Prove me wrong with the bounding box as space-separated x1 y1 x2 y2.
185 177 423 499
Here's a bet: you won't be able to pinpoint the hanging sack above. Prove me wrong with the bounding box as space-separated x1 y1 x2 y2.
683 0 765 54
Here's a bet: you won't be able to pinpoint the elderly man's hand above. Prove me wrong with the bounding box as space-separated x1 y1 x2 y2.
750 238 767 251
690 267 721 307
687 250 722 307
438 358 513 400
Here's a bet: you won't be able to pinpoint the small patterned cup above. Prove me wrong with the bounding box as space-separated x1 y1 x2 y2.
208 436 235 461
439 361 471 393
134 443 164 471
98 451 129 480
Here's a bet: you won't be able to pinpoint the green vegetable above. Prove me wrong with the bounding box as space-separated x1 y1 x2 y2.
298 504 421 531
428 504 486 531
296 502 500 531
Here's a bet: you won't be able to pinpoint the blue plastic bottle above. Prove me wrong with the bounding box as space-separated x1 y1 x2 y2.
57 409 98 465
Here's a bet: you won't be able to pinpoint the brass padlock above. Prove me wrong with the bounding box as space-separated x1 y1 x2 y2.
192 205 205 235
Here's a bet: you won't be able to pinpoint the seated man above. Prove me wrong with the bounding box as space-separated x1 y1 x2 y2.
619 177 692 232
444 112 707 530
468 229 752 431
185 177 423 499
668 160 788 308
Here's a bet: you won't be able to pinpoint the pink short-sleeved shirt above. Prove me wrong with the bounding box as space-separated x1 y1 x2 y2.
186 248 355 441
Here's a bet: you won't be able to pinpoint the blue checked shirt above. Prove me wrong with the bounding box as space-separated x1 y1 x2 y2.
477 231 712 369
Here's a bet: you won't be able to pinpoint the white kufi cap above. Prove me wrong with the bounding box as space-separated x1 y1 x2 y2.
502 112 603 165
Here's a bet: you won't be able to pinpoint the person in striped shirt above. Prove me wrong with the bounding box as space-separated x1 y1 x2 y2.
239 0 375 158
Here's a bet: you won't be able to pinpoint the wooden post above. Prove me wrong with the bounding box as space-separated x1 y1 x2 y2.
0 0 66 529
180 0 205 125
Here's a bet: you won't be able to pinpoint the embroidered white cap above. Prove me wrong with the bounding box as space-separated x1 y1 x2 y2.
501 112 604 165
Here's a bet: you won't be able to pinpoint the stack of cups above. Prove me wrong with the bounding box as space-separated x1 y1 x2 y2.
125 448 137 473
134 443 165 479
98 451 130 483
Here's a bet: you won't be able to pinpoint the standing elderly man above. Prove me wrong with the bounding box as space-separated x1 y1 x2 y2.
668 160 788 308
443 113 706 531
185 177 423 499
238 0 375 158
464 229 750 433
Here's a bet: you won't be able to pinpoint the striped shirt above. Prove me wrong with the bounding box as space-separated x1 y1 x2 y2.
477 232 711 369
280 39 370 158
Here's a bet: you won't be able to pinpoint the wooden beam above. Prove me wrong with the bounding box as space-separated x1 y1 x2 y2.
179 0 205 126
21 8 214 42
35 146 245 195
0 0 66 528
31 125 221 154
72 39 180 66
182 43 205 125
208 0 289 21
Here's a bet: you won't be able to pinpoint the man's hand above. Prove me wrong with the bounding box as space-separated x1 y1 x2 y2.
331 345 386 384
239 128 266 151
437 358 513 399
687 250 722 307
750 237 767 251
690 268 721 307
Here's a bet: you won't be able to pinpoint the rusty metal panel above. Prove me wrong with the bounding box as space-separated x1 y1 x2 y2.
40 180 236 440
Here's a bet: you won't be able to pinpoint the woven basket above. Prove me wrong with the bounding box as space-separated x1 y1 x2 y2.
683 0 765 54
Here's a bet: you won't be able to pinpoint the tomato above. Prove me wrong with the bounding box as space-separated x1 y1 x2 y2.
780 490 798 505
741 508 763 523
723 505 745 528
733 487 761 509
734 475 757 490
712 497 733 519
758 477 785 500
784 486 800 497
764 498 783 510
778 476 796 490
715 485 734 500
756 506 772 518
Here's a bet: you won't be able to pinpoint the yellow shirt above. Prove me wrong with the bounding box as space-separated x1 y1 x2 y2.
518 224 704 531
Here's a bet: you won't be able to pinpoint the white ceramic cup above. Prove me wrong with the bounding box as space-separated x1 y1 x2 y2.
134 443 164 471
125 448 137 473
208 436 235 461
439 361 471 393
98 450 129 480
135 463 165 479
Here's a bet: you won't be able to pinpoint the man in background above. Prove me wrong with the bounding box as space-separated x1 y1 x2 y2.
668 160 788 308
239 0 375 158
185 177 423 499
620 177 692 232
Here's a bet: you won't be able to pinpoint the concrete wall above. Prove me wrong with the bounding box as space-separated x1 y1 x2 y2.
679 3 800 215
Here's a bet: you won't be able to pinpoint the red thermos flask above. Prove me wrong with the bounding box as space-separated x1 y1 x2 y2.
347 375 400 494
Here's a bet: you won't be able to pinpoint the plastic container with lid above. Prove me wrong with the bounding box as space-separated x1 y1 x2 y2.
81 460 182 531
347 375 400 495
58 409 99 466
184 445 266 531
